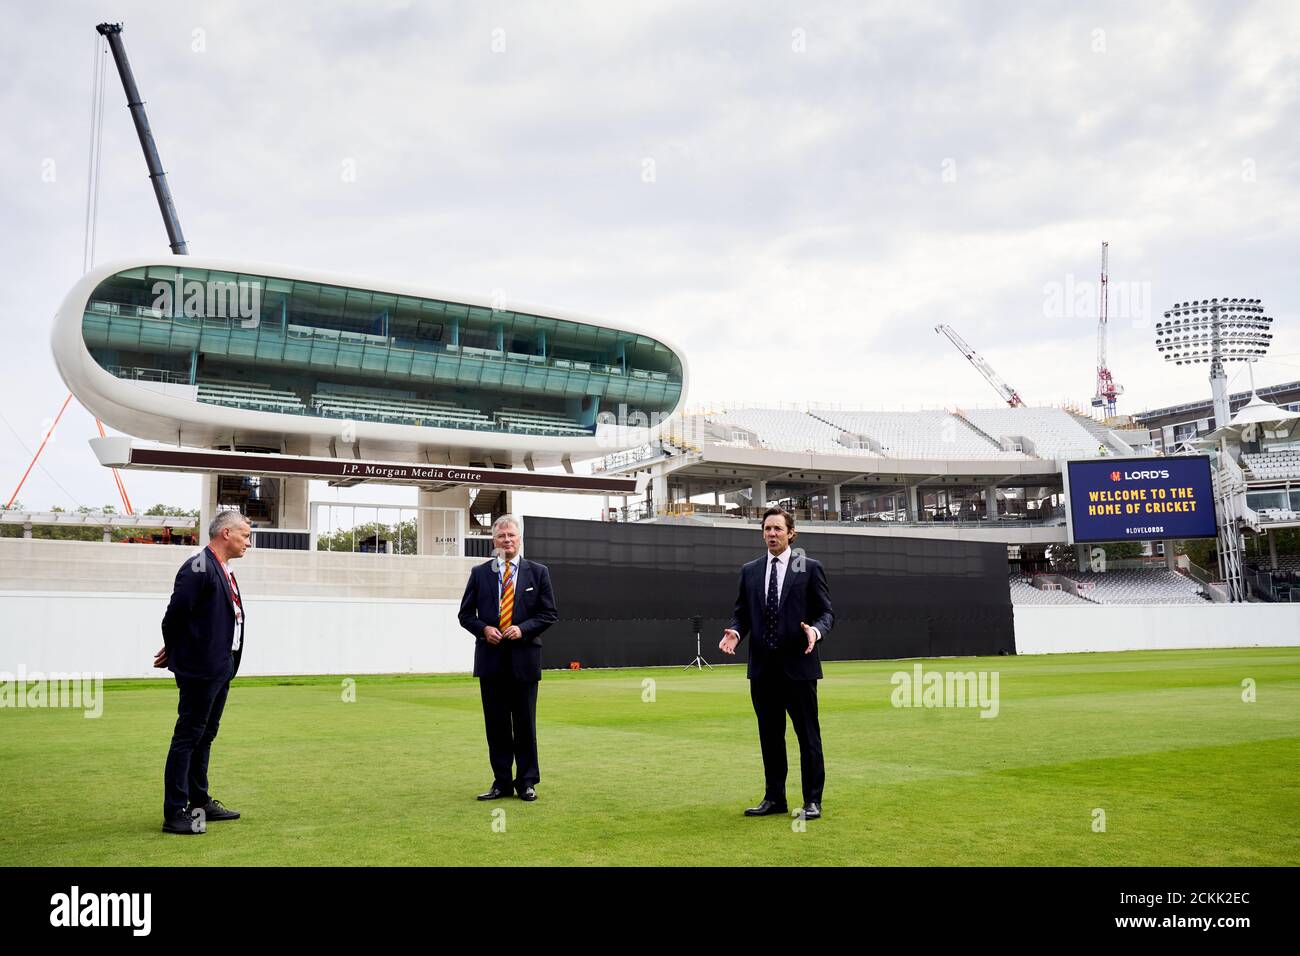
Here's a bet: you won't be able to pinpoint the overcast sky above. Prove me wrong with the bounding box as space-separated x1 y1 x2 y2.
2 1 1297 518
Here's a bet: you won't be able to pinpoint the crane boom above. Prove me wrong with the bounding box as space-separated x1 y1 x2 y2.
934 324 1024 407
95 22 189 255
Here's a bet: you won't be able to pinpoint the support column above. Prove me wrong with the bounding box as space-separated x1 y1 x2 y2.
752 479 768 510
22 521 32 540
102 526 112 544
1269 530 1278 569
279 478 310 530
904 484 919 521
651 474 668 514
1210 364 1230 430
985 484 999 521
829 483 842 517
1165 538 1178 571
199 473 218 544
1075 543 1089 573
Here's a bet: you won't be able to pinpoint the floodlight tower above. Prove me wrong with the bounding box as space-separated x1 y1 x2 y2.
1155 299 1274 428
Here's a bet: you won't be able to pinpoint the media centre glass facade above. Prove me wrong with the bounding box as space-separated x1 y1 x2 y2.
81 265 684 438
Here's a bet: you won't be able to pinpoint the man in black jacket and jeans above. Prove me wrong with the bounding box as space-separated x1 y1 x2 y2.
155 509 251 834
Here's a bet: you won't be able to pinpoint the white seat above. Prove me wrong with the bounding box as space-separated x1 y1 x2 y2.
963 407 1112 459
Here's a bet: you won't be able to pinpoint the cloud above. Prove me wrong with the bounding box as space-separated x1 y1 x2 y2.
1 0 1297 512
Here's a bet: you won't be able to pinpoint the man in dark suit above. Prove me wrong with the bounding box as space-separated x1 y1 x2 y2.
458 514 558 801
721 506 834 820
154 510 250 835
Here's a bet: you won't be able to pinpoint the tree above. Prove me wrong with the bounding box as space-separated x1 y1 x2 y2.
1175 537 1219 574
0 503 200 542
316 518 418 555
144 503 200 517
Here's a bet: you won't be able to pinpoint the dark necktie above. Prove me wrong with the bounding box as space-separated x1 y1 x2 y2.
764 556 780 649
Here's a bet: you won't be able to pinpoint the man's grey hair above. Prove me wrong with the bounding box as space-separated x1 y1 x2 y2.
209 509 251 539
491 514 521 536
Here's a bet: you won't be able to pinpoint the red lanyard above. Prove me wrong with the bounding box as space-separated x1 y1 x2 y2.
217 558 242 613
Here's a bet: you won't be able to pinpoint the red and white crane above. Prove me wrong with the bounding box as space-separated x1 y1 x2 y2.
1091 241 1123 416
934 324 1024 407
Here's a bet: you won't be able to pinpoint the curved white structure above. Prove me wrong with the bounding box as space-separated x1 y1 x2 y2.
52 256 689 467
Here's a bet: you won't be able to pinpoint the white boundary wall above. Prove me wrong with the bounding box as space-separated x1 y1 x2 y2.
0 591 472 678
1014 603 1300 654
3 593 1298 679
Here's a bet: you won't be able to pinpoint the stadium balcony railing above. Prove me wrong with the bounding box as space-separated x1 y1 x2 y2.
1244 562 1300 602
108 365 190 385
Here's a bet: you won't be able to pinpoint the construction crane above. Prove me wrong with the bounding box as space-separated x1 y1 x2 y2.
934 324 1024 407
9 23 190 515
1091 241 1122 415
95 22 189 254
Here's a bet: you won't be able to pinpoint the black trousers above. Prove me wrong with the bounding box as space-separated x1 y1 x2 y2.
163 656 234 818
479 676 540 792
750 675 824 805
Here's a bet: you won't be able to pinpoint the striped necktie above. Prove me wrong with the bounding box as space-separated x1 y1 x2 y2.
499 561 515 631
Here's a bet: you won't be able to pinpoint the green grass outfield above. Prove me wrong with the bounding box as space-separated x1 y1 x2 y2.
1 648 1297 866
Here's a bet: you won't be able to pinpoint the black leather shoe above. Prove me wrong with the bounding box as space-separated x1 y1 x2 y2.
477 784 511 800
162 809 204 835
192 798 240 821
518 786 537 801
801 802 821 820
744 799 788 816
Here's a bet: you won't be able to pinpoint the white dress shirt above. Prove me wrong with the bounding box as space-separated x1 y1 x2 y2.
495 553 521 601
214 552 243 652
765 547 792 602
764 546 820 642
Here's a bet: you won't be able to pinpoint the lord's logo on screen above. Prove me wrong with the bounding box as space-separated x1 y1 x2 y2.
1113 468 1169 481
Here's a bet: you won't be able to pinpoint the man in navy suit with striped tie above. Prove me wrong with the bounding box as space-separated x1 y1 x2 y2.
458 514 559 801
721 506 834 820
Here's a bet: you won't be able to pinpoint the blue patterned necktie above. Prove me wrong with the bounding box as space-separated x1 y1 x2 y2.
763 555 780 649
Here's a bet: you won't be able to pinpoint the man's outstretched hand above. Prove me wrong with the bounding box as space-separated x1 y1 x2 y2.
719 629 740 655
801 622 819 654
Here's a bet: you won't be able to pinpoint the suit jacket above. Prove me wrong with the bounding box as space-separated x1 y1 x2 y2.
161 545 244 680
728 552 833 681
458 557 559 682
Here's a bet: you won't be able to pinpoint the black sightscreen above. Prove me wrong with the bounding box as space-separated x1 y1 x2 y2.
520 516 1015 669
